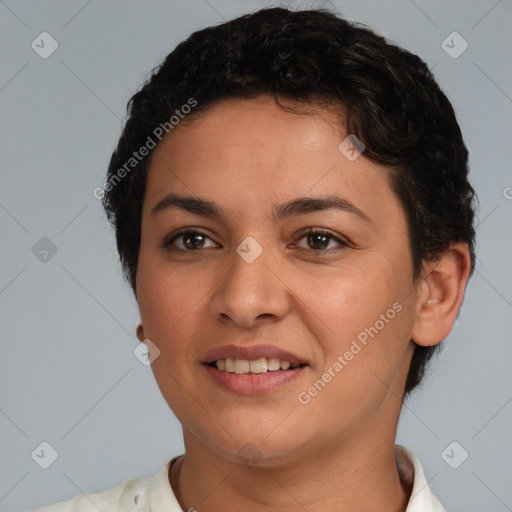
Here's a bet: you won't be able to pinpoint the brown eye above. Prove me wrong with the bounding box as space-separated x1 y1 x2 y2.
307 232 330 250
294 229 349 251
181 232 207 250
163 229 218 251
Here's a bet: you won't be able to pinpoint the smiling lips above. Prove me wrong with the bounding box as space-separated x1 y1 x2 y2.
202 344 308 393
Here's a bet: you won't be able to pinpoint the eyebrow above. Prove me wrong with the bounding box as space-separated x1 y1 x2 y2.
150 193 372 224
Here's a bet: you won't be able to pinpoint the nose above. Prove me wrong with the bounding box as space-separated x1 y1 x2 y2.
209 241 291 329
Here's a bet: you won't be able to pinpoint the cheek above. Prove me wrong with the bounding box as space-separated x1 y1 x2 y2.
294 264 400 343
136 252 204 342
136 259 208 419
294 262 413 395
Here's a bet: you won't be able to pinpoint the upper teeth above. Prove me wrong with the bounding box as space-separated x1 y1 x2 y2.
215 357 293 374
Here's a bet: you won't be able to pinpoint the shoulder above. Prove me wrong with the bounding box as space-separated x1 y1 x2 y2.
33 456 183 512
33 473 153 512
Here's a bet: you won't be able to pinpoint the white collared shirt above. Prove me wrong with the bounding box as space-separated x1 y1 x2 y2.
33 444 445 511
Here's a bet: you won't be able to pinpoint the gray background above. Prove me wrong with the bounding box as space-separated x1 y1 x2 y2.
1 0 511 510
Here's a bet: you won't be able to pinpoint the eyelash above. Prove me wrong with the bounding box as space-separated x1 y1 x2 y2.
161 227 350 253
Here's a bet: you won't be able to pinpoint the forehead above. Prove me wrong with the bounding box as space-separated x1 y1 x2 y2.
143 97 402 224
153 97 340 164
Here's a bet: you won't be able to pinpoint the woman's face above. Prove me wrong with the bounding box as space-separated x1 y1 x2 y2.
136 96 419 464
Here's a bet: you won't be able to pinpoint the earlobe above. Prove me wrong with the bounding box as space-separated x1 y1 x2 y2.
411 243 472 347
136 323 146 342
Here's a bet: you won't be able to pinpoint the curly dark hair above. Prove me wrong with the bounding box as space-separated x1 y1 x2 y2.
101 6 477 398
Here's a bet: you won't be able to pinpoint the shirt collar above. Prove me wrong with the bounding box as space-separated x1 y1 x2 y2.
396 445 446 512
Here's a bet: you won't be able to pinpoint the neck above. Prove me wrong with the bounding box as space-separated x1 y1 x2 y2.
170 429 411 512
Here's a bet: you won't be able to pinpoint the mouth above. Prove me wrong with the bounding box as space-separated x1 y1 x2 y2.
201 345 309 395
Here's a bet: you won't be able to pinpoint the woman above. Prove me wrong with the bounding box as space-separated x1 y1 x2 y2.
36 6 476 511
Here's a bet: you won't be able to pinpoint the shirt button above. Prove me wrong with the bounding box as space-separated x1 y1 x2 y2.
133 491 147 509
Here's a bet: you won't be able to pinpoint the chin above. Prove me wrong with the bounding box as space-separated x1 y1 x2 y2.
218 438 307 469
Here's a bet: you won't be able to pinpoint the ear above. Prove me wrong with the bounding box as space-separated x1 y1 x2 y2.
411 242 472 347
136 323 146 342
